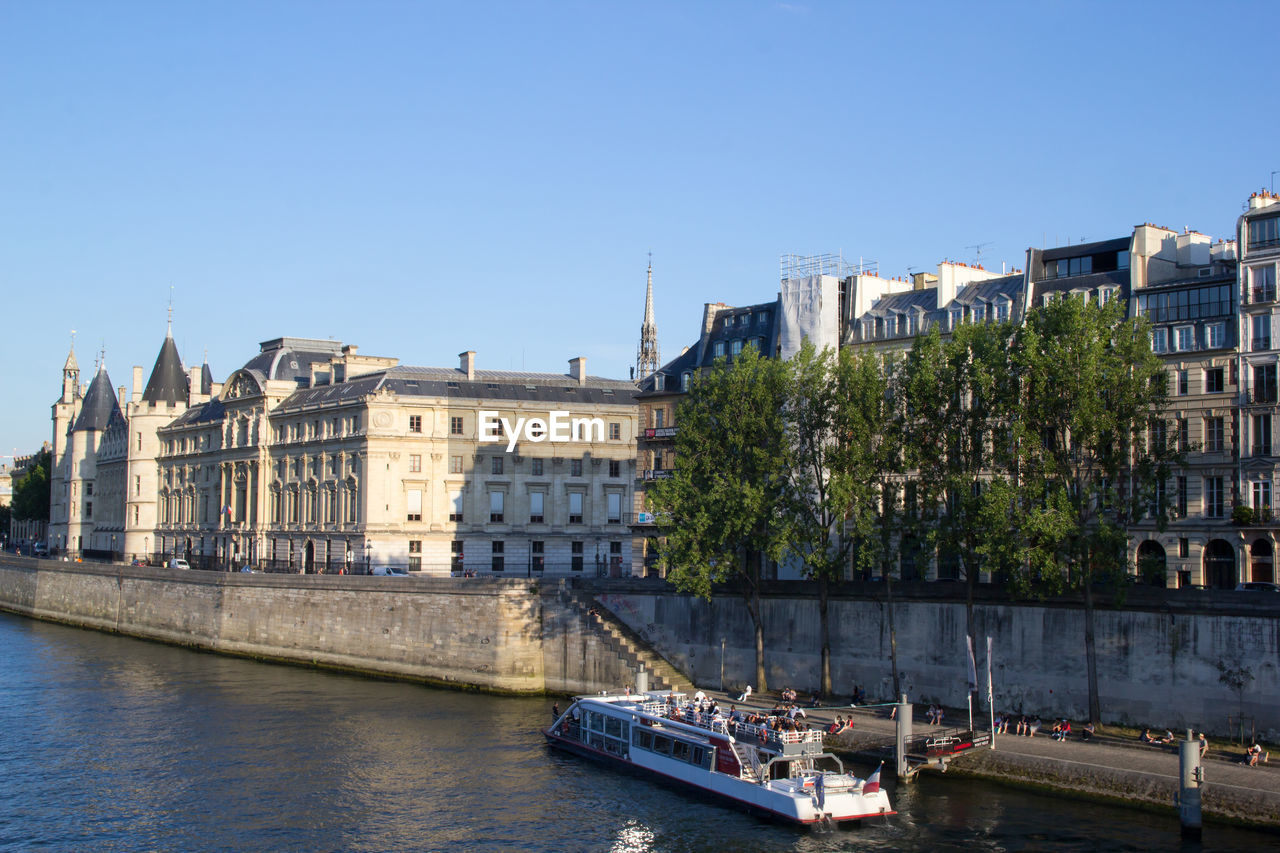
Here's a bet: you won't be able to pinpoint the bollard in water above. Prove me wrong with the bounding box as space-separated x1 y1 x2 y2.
895 694 913 781
1178 727 1202 840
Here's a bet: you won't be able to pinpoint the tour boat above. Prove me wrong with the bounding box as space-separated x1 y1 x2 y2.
544 691 894 827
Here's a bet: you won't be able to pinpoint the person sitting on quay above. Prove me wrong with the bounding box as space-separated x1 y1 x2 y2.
1052 719 1071 741
1015 716 1028 736
1140 728 1157 744
850 684 867 706
736 685 753 703
1248 743 1269 767
1027 716 1042 737
1159 730 1175 745
1081 722 1096 742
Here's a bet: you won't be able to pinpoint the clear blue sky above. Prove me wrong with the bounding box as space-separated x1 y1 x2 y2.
2 1 1277 455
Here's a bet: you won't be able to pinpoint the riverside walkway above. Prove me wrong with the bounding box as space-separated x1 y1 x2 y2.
689 687 1280 827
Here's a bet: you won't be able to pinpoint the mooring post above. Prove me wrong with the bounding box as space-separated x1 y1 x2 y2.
895 694 912 781
1178 727 1202 840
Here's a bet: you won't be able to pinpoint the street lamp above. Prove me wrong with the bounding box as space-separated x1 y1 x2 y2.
365 540 372 574
144 536 149 565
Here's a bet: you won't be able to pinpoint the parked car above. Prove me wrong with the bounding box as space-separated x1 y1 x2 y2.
371 566 408 576
169 558 190 570
1235 581 1280 592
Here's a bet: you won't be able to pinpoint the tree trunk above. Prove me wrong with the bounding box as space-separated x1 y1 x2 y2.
1083 565 1101 724
965 544 978 714
743 552 767 694
819 573 831 697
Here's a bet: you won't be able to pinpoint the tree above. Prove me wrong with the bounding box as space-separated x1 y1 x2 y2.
902 320 1017 708
781 342 888 696
993 296 1174 723
11 448 51 523
647 346 791 693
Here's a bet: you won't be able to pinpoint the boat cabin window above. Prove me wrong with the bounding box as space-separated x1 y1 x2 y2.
634 730 653 750
672 741 691 762
652 735 673 756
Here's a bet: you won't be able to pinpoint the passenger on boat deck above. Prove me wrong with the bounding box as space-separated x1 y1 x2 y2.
551 702 560 722
693 690 706 703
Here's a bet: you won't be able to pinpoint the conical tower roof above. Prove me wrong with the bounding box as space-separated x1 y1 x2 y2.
64 346 79 372
200 360 214 396
72 366 123 432
142 333 189 405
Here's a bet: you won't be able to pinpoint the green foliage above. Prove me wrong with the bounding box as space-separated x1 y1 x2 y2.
1232 504 1255 526
782 341 894 583
992 296 1174 592
647 347 791 599
11 449 51 522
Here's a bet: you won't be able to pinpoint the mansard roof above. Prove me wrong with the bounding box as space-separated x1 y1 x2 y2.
241 337 345 384
72 367 123 432
142 334 189 405
270 365 637 414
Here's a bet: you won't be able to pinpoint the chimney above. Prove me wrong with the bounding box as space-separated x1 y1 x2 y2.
569 357 587 385
131 366 143 402
189 367 201 404
118 386 127 409
460 350 475 381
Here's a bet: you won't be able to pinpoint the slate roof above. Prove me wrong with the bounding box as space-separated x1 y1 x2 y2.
271 365 637 415
241 337 345 384
637 298 781 396
142 335 189 405
200 362 214 396
72 367 123 432
164 397 226 428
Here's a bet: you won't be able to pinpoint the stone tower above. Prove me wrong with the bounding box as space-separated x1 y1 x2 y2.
636 258 660 380
61 361 123 554
123 326 191 561
49 341 82 548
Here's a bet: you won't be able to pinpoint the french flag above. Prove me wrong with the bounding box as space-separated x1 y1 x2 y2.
863 763 883 795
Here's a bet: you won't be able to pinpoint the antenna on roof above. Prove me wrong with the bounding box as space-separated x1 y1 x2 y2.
70 329 76 352
966 242 993 267
167 286 174 336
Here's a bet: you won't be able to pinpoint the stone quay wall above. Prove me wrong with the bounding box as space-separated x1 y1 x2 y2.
1 558 1276 742
0 556 637 697
594 582 1280 740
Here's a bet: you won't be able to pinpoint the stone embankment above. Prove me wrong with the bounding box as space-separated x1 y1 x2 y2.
0 556 682 698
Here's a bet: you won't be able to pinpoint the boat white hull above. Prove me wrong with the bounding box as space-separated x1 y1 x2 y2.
544 727 893 827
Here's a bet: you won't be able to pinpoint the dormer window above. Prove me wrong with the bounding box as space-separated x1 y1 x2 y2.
731 339 743 356
949 309 962 329
972 304 985 323
995 299 1010 322
681 372 691 391
713 341 725 358
758 311 770 326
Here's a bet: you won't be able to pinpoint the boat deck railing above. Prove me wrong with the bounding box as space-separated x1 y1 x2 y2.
635 695 824 755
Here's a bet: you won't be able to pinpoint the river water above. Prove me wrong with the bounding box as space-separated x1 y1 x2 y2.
0 612 1269 852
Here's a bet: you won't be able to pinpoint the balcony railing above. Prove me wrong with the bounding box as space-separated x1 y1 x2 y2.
1253 337 1273 352
1244 389 1279 406
1253 287 1277 304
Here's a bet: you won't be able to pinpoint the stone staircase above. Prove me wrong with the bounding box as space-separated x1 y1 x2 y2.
562 589 696 695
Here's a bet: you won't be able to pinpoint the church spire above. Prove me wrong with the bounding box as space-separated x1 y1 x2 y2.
636 254 660 380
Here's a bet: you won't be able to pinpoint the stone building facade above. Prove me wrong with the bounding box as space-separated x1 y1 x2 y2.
51 333 639 577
